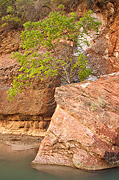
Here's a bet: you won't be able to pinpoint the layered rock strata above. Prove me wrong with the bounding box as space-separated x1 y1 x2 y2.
0 54 60 136
33 72 119 170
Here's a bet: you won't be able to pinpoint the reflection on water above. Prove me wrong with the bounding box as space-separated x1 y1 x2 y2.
32 164 119 180
0 142 119 180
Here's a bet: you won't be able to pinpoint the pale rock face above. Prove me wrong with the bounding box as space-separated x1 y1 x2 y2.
76 1 119 77
33 73 119 170
74 12 106 56
74 10 109 77
77 12 107 53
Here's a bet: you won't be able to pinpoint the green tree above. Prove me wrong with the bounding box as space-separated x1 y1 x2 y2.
7 6 101 100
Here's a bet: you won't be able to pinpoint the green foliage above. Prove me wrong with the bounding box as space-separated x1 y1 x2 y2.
2 15 21 29
7 7 101 100
0 0 51 30
1 0 36 29
0 0 12 18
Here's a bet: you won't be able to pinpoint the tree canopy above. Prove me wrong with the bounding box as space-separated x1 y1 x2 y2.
7 6 101 100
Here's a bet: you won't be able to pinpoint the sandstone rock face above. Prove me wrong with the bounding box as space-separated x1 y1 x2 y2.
0 54 60 136
77 0 119 77
0 30 21 54
108 10 119 73
33 72 119 170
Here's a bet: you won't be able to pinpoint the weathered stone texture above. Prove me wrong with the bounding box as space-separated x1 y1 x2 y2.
81 1 119 76
0 54 60 135
0 119 49 136
108 12 119 72
33 72 119 170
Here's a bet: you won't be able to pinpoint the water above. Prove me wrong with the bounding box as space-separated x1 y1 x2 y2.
0 143 119 180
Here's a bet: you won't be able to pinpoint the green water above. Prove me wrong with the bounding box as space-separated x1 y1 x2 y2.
0 145 119 180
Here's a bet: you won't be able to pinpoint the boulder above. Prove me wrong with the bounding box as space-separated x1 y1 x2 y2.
33 72 119 170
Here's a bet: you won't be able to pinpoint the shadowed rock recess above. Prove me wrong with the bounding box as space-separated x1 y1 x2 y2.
33 72 119 170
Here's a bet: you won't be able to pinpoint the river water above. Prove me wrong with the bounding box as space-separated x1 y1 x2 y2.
0 141 119 180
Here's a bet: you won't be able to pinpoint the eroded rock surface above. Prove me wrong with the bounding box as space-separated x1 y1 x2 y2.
76 0 119 77
0 54 60 136
87 1 119 76
33 72 119 170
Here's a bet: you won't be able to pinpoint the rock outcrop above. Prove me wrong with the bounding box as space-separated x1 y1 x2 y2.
76 0 119 77
33 72 119 170
0 54 60 136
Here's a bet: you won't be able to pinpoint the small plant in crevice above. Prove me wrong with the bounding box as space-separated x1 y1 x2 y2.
98 97 105 108
91 102 97 111
90 97 105 111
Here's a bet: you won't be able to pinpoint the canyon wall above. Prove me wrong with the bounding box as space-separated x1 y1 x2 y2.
0 0 119 137
0 54 60 136
77 0 119 76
